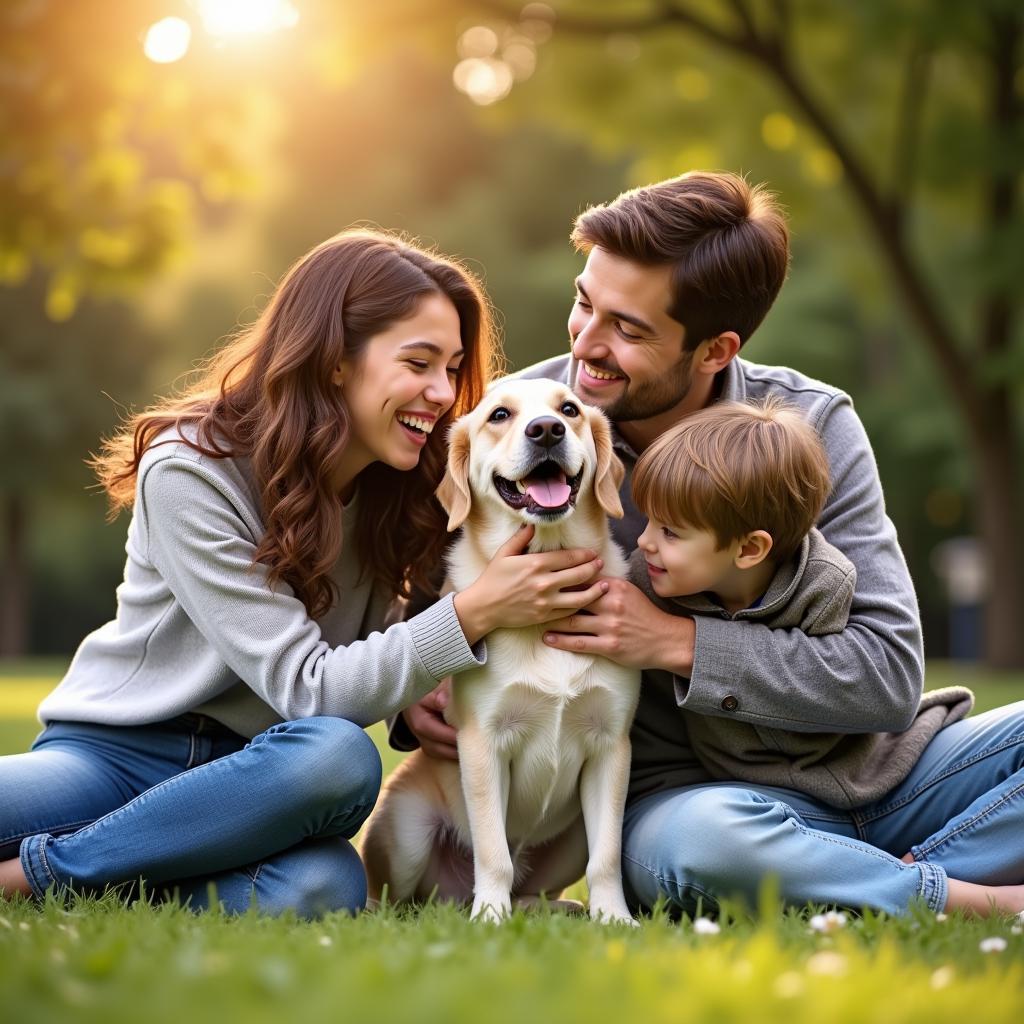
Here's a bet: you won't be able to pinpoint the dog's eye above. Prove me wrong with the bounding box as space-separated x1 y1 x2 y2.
560 402 580 418
488 406 511 423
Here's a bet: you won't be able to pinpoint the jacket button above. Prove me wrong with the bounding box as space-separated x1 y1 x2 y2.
721 695 739 712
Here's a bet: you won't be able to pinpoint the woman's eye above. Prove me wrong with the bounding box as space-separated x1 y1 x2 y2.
488 406 511 423
408 360 429 370
616 322 642 340
575 296 592 310
560 401 580 417
447 365 461 378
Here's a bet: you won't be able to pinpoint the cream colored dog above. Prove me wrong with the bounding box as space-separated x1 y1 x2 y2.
361 378 641 924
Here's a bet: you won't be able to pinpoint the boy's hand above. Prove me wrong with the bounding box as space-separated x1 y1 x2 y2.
542 577 696 675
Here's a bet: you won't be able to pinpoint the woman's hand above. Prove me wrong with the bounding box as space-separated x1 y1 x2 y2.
452 524 608 645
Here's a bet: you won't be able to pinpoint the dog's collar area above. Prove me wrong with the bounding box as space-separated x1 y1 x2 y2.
493 461 583 517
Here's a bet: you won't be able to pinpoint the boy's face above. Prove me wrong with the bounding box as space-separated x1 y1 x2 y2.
568 247 695 422
637 516 740 599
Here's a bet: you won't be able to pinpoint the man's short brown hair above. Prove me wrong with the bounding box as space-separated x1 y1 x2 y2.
572 171 789 349
631 398 831 563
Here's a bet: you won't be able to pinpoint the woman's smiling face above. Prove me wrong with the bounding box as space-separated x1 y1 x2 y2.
335 291 464 486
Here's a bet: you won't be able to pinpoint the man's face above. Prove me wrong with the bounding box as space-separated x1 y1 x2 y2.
568 247 693 422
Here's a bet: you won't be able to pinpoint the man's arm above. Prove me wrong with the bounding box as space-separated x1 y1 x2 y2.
545 394 924 734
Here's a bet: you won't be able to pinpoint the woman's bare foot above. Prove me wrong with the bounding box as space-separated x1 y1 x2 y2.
945 878 1024 917
0 858 32 898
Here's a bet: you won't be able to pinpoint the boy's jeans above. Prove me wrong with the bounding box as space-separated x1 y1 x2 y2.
0 715 381 917
622 702 1024 916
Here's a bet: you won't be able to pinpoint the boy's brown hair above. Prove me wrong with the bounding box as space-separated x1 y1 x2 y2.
571 171 789 349
632 398 831 563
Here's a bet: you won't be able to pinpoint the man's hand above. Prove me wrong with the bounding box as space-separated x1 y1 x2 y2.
542 577 696 675
401 678 459 761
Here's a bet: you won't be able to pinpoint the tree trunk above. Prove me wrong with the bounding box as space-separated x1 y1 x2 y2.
971 394 1024 670
0 492 28 658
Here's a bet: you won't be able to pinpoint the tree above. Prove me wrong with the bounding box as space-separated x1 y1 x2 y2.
0 0 267 654
388 0 1023 667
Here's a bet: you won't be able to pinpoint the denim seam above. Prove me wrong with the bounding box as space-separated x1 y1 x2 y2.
912 779 1024 859
788 820 900 866
20 835 56 900
856 735 1024 824
621 850 717 907
2 819 94 849
914 859 948 911
49 763 209 851
186 731 197 770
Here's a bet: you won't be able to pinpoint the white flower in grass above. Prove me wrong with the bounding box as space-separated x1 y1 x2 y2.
979 936 1007 953
935 912 948 922
930 966 955 990
773 971 804 998
809 911 847 934
1011 925 1022 936
692 916 721 935
318 935 333 947
806 951 848 976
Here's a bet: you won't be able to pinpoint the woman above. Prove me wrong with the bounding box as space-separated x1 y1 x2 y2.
0 230 607 916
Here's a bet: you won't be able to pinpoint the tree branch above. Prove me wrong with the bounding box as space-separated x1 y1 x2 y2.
471 1 980 421
890 38 932 218
725 0 760 44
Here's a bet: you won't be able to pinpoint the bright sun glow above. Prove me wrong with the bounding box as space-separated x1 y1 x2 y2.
143 17 192 63
194 0 300 37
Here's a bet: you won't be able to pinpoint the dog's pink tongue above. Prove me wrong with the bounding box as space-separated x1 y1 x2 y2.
525 474 570 508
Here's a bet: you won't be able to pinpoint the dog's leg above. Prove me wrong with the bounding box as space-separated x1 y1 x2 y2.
361 753 454 906
458 723 514 922
512 813 589 901
580 735 637 925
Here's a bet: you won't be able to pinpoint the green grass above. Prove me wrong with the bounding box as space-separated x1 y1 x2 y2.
2 659 1023 1023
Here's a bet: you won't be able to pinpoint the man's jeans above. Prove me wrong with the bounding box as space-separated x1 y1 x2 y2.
623 701 1024 916
0 715 381 918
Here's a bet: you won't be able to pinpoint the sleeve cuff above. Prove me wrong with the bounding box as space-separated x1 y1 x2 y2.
406 592 486 680
673 614 732 712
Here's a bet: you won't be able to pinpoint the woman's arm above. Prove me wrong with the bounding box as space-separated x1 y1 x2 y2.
139 456 482 728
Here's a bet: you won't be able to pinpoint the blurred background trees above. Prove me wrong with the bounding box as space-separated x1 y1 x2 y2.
1 1 1020 667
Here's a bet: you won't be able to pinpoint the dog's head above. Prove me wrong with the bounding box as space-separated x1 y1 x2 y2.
436 377 624 532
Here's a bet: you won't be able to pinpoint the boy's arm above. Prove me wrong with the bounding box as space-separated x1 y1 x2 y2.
546 394 923 735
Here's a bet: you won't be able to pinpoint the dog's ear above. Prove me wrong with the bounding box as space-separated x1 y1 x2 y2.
435 418 473 531
588 407 625 519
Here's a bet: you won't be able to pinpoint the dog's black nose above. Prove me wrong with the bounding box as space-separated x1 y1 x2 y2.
525 416 566 448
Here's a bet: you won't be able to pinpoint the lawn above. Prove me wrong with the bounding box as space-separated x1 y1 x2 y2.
2 660 1023 1024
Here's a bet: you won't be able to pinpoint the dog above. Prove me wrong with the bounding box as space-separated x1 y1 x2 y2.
361 377 641 923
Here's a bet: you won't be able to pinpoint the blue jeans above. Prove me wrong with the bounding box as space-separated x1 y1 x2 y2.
0 715 382 917
622 702 1024 916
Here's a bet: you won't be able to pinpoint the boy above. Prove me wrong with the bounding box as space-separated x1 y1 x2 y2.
627 398 973 811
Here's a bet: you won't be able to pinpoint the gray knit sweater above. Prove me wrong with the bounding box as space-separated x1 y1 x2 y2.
39 429 485 738
628 534 973 808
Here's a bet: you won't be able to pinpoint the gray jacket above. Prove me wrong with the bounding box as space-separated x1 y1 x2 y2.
628 532 973 808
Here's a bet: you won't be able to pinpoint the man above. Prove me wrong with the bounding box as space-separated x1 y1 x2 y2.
397 172 1024 918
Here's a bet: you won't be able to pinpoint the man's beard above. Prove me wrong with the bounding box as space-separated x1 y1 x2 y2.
576 348 694 423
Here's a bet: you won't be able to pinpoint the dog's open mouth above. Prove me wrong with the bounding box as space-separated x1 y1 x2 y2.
493 461 584 517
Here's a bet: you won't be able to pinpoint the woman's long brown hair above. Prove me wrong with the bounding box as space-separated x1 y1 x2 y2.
92 230 499 617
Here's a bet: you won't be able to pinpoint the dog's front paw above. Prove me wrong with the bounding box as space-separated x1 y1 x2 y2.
471 893 512 923
589 900 639 926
